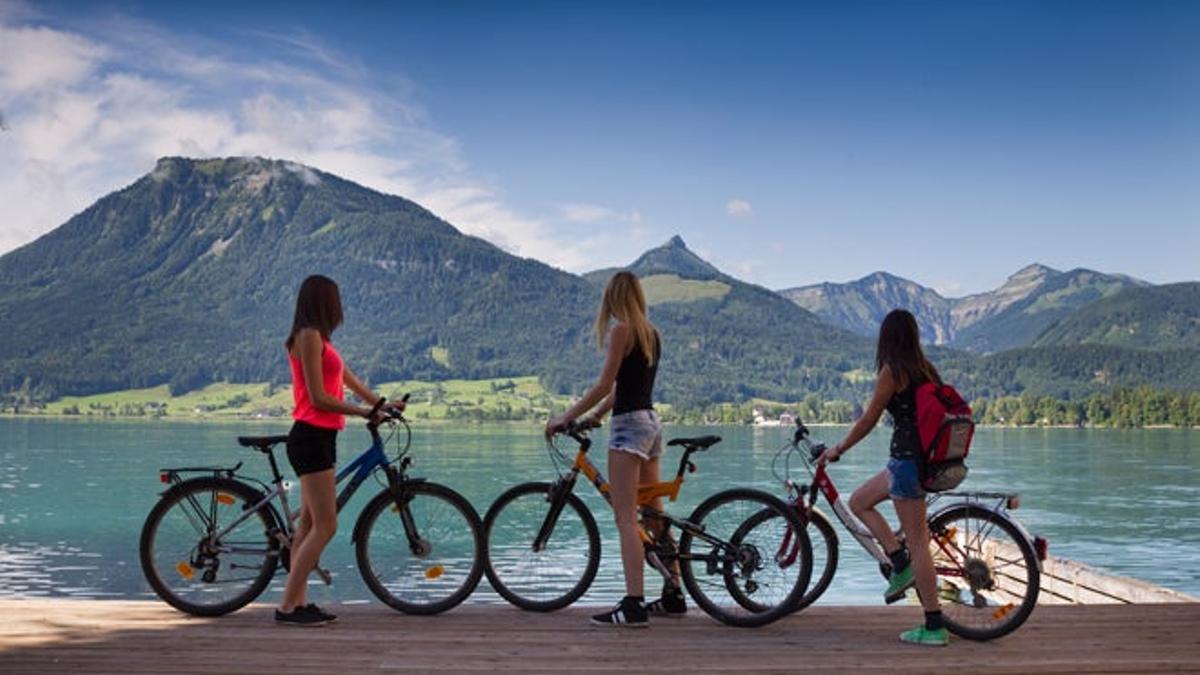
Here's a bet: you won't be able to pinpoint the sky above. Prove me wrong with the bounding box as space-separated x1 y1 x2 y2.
1 0 1196 295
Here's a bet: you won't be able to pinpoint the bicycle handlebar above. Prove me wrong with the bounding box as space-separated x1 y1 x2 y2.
367 392 412 432
791 418 826 462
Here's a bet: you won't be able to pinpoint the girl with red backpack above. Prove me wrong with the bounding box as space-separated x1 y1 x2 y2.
816 309 950 646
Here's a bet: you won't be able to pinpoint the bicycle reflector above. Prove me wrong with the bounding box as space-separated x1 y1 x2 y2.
1007 495 1020 510
160 472 170 484
424 564 445 580
1034 536 1049 561
176 562 195 581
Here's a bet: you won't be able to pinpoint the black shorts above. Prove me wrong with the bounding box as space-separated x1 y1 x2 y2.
287 421 338 476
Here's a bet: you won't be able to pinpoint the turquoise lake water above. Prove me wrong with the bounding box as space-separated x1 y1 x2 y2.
0 418 1196 607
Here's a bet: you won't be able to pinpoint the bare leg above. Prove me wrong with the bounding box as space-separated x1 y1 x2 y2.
280 469 336 612
289 504 313 607
608 450 646 598
638 456 680 584
894 497 939 612
849 470 902 555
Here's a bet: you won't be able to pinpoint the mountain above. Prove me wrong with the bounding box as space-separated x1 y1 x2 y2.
781 264 1147 353
950 264 1059 332
1032 282 1200 350
0 157 597 398
0 158 872 405
781 272 952 344
573 236 875 404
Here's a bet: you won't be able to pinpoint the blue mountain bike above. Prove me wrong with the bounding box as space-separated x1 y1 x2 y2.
139 398 484 616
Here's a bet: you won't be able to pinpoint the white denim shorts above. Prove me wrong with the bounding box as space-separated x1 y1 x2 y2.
608 410 663 461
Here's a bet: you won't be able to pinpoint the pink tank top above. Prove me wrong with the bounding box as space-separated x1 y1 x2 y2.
289 339 345 430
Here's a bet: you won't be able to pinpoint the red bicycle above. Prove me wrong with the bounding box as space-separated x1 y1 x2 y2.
757 419 1048 640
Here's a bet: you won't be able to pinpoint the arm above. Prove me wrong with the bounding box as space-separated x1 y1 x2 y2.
818 365 898 464
344 364 407 414
587 385 617 423
545 324 629 435
295 329 373 419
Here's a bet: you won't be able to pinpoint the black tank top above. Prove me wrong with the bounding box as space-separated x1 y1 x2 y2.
612 331 660 415
886 380 924 460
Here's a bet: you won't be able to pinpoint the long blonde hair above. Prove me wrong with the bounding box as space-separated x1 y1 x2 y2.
595 271 657 365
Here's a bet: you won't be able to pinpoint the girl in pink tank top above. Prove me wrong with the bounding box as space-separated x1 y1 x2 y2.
276 275 405 627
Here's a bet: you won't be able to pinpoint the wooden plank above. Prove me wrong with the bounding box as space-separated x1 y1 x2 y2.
1 600 1198 673
976 541 1199 604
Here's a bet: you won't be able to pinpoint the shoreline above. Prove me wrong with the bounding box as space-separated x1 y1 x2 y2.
1 412 1197 430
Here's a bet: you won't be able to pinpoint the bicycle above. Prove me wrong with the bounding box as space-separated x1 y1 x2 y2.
481 419 812 627
760 419 1047 640
139 397 485 617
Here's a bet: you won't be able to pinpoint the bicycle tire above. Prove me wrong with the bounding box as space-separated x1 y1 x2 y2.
792 507 838 611
927 505 1040 640
355 482 485 615
679 488 811 627
482 482 600 611
139 476 280 617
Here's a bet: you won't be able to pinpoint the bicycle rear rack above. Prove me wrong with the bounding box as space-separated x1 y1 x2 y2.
158 462 243 485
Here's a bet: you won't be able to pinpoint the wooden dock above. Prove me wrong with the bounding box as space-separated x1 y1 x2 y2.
1 600 1198 673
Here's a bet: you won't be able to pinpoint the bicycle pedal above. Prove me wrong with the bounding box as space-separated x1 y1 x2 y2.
315 566 332 585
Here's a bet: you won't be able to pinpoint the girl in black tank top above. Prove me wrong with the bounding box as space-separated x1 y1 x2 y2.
544 272 675 627
612 331 660 415
813 310 951 646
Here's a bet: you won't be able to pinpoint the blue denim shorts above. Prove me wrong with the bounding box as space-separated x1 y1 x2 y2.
888 457 925 500
608 410 663 461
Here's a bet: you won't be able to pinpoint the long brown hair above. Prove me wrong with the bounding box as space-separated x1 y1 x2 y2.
875 309 941 389
595 271 657 365
285 275 343 351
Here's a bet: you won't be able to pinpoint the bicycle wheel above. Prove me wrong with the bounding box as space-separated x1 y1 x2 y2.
139 476 280 616
927 505 1040 640
483 482 600 611
796 507 838 610
679 488 811 627
355 482 485 615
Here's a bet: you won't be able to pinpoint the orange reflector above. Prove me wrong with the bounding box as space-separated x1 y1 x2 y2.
424 564 445 580
216 493 235 505
176 562 195 580
993 603 1014 619
390 505 400 513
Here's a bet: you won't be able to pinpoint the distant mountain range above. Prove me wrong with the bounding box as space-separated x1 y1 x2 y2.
781 264 1149 353
1 156 1196 407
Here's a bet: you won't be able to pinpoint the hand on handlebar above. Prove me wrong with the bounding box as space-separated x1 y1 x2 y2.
367 393 410 426
544 414 600 439
816 444 841 466
544 415 570 439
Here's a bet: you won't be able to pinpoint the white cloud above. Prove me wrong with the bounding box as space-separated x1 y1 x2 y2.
0 11 597 269
726 199 753 218
558 203 642 225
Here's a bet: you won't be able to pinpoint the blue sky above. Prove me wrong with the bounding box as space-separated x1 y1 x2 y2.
1 0 1196 294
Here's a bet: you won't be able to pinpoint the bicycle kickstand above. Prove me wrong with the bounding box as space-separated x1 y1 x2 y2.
314 562 332 585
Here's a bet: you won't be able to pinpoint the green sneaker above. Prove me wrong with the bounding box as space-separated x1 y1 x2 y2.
900 625 949 646
884 564 915 604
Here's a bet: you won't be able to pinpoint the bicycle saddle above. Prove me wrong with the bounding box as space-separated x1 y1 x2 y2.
666 435 722 450
237 435 289 451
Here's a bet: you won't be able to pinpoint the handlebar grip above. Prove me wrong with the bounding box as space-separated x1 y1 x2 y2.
368 396 387 417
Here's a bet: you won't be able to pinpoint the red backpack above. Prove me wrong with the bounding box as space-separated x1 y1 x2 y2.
915 382 974 492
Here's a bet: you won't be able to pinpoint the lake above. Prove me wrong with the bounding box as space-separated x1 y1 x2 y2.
0 418 1196 607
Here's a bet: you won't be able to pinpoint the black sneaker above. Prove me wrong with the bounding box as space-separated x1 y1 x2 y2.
305 603 338 623
590 596 648 628
274 605 333 627
645 588 686 618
